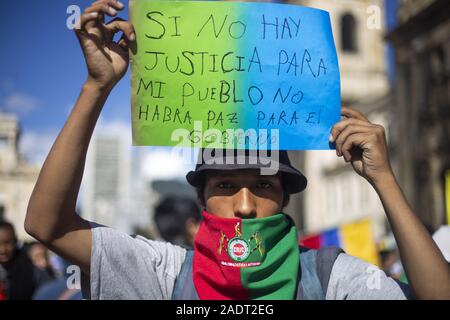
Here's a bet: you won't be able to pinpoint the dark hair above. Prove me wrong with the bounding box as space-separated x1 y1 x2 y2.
22 241 43 253
154 196 201 243
195 171 291 208
0 221 17 242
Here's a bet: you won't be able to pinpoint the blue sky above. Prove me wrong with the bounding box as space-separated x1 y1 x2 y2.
0 0 132 127
0 0 133 164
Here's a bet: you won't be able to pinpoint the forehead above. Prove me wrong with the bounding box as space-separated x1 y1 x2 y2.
29 244 46 253
0 227 15 240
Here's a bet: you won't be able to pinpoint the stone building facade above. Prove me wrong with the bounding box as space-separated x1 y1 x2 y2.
386 0 450 230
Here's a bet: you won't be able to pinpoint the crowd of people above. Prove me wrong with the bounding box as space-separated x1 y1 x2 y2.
0 221 81 300
2 193 450 299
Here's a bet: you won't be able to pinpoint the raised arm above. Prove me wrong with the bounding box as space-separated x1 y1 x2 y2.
25 0 135 274
330 107 450 299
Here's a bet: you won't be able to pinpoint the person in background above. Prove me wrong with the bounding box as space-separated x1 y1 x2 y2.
432 226 450 265
0 221 51 299
32 258 82 300
0 265 6 300
154 196 202 249
24 242 56 283
380 249 405 281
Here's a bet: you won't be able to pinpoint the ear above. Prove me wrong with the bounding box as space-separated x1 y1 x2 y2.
196 196 202 207
282 193 290 208
196 188 206 208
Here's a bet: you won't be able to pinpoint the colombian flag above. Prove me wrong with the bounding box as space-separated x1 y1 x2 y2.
300 219 380 266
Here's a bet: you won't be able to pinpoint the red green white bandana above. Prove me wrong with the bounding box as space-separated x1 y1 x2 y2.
193 210 299 299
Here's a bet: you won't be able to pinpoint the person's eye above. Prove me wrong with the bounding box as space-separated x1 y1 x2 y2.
256 182 272 189
218 182 234 189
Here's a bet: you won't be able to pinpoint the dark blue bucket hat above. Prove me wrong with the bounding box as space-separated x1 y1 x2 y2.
186 149 307 194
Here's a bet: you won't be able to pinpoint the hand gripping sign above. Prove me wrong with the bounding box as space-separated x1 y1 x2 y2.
130 0 340 150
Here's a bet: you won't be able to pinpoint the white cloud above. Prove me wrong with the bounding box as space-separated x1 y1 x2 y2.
95 118 132 140
18 118 132 167
140 147 196 181
1 92 40 116
19 130 57 166
93 118 196 181
18 117 197 182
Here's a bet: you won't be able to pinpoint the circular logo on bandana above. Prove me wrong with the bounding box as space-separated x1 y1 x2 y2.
228 238 250 262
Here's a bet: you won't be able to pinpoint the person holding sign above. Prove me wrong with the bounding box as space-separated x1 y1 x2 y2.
25 0 450 300
130 0 341 150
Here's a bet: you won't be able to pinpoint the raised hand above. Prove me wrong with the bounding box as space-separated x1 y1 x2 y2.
330 107 393 185
75 0 136 90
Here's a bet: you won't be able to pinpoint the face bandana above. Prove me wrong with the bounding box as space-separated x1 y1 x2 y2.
193 210 299 300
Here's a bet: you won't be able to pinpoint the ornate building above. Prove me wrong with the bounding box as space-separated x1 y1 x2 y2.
0 113 39 240
81 131 156 235
283 0 390 241
386 0 450 230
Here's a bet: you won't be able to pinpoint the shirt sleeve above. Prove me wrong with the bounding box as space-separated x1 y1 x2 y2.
325 253 413 300
82 223 186 300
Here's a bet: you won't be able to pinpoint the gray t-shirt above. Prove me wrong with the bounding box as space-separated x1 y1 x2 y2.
82 225 411 300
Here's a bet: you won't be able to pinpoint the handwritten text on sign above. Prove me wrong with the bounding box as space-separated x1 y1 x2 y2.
130 0 340 149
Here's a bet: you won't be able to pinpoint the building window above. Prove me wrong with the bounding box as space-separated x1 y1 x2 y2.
0 136 8 149
341 13 358 53
0 205 4 222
